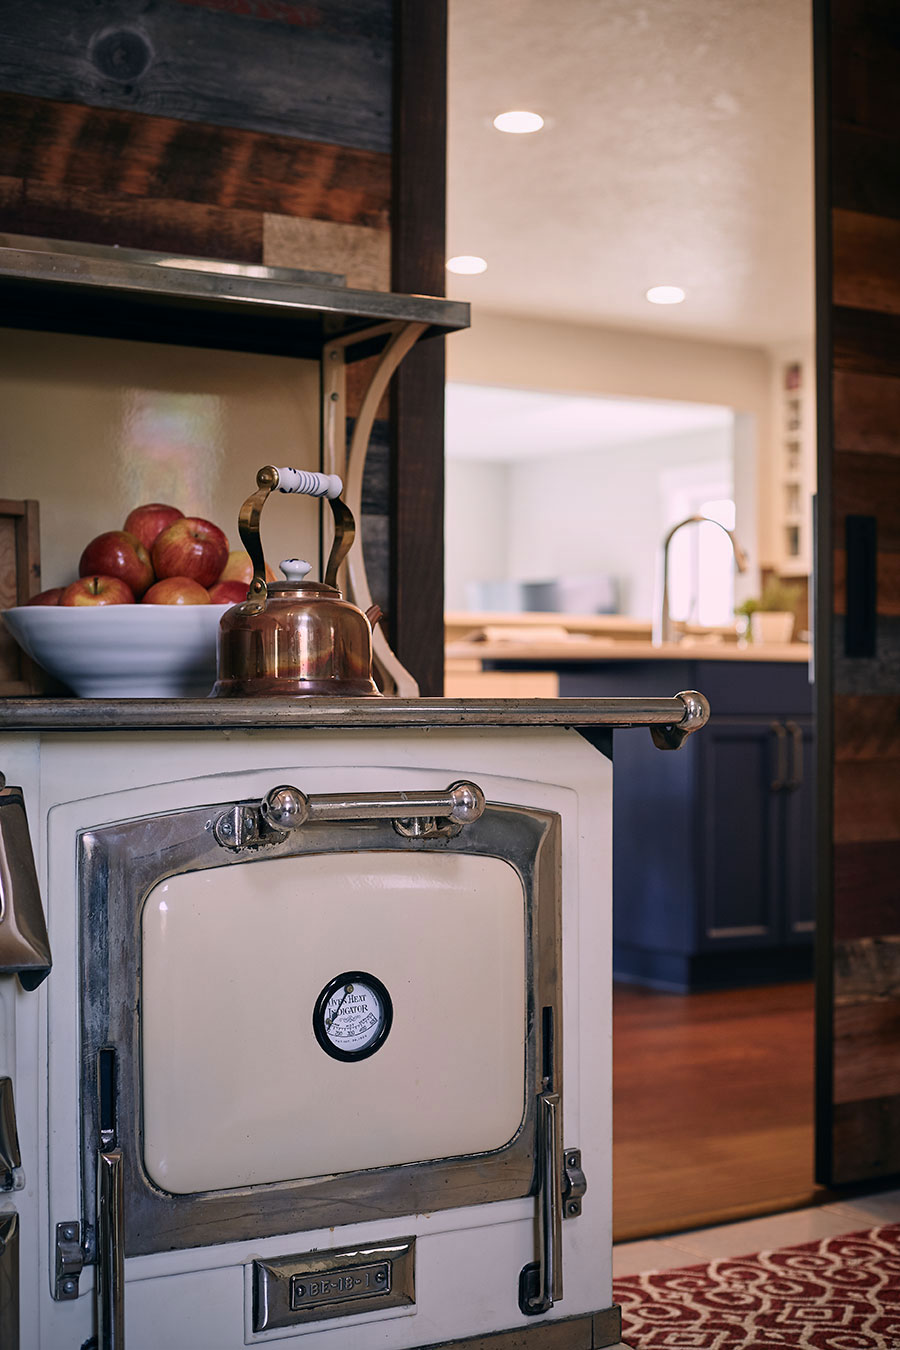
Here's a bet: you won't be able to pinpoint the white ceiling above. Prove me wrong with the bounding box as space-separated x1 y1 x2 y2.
445 384 733 461
446 0 815 346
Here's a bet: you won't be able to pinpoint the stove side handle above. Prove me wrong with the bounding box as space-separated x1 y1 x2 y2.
0 781 52 990
649 690 710 750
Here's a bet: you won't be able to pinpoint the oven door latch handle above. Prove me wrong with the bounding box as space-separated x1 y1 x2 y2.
96 1148 125 1349
214 781 486 850
519 1103 587 1317
519 1091 564 1316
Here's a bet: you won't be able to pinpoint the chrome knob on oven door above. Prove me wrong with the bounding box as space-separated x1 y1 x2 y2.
261 785 310 831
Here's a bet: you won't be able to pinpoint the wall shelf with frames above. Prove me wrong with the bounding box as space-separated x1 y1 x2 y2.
768 343 816 579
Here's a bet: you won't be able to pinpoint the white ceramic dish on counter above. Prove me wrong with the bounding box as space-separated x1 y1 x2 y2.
2 604 231 698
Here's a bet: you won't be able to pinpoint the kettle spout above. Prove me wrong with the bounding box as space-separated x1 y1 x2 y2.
366 604 384 631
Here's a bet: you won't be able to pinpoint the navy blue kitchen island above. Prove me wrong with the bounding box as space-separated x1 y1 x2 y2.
560 658 814 991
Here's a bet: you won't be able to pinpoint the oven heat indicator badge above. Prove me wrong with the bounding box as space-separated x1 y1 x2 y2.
313 971 393 1061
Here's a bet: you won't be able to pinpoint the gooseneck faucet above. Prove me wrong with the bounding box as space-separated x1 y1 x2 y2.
652 514 749 646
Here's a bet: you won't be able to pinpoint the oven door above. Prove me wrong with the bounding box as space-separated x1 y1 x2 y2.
78 795 561 1258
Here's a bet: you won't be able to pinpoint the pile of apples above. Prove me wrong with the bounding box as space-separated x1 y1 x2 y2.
27 503 255 607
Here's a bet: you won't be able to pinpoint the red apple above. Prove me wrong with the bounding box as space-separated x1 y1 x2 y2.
152 518 229 589
123 503 184 553
60 576 135 607
207 580 249 604
79 531 154 598
26 587 64 606
142 577 211 605
217 550 277 585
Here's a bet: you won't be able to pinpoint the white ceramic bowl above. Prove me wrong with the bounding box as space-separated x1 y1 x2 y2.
2 604 231 698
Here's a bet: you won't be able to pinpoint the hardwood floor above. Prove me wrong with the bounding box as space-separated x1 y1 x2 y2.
613 980 816 1241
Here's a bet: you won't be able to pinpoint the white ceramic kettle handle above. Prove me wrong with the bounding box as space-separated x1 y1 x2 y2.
275 467 342 499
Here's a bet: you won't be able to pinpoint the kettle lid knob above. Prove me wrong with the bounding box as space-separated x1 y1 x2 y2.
280 559 313 582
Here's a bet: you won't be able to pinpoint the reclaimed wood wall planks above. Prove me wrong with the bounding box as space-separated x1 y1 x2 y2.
832 454 900 542
0 0 455 690
834 842 900 940
834 695 900 759
833 997 900 1104
832 370 900 454
833 307 900 379
833 760 900 843
0 0 392 152
832 125 900 220
833 210 900 314
830 0 900 138
0 93 390 228
0 175 265 262
818 0 900 1187
832 1094 900 1181
833 550 900 616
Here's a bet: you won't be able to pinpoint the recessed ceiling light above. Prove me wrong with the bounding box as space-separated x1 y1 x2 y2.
646 285 686 305
446 255 488 275
493 110 544 134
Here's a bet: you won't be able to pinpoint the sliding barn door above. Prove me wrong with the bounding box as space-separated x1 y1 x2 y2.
815 0 900 1186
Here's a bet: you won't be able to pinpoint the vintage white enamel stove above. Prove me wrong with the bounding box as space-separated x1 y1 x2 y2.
0 691 707 1350
0 239 708 1348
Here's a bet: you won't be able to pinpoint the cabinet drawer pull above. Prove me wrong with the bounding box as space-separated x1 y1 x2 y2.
770 722 787 792
785 721 803 790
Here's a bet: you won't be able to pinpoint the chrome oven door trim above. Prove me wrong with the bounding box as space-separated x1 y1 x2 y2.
78 801 561 1259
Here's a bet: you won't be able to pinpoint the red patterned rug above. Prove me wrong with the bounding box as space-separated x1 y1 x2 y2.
613 1223 900 1348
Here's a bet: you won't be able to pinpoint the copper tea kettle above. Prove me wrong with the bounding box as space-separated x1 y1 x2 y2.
211 464 381 697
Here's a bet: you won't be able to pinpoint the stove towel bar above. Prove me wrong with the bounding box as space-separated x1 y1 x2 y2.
262 780 486 829
215 781 487 849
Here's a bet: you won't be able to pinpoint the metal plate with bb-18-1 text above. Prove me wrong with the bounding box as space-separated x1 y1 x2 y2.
292 1261 391 1310
253 1238 414 1331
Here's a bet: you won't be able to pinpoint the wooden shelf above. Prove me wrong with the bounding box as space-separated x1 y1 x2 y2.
0 235 469 359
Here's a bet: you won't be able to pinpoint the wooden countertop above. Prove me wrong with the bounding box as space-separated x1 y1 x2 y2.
444 611 811 664
446 637 811 664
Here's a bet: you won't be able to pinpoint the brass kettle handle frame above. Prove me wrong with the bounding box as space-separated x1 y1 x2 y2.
237 465 354 599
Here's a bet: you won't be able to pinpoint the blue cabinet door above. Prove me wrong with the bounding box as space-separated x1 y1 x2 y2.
559 660 814 989
698 719 781 950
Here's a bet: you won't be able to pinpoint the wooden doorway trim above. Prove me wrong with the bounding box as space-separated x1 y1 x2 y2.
390 0 448 696
814 0 900 1188
813 0 836 1191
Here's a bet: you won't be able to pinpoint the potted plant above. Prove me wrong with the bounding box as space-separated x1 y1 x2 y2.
735 578 801 644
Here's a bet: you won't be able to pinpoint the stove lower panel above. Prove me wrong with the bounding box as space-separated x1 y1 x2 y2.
1 726 614 1349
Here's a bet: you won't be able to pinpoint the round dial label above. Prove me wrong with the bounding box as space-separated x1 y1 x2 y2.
313 971 393 1062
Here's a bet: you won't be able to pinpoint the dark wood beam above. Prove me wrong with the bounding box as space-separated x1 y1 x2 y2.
390 0 447 695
